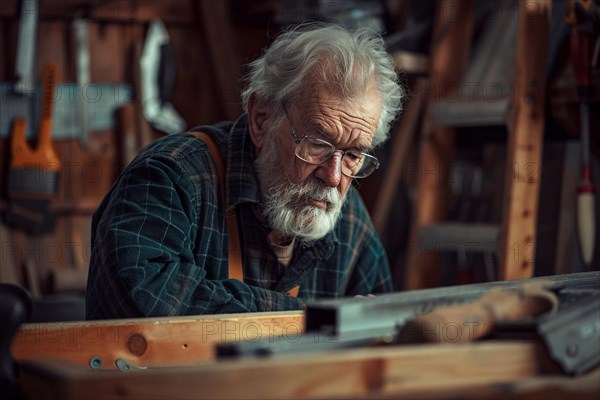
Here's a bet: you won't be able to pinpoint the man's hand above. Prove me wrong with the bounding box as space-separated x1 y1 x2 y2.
354 294 376 299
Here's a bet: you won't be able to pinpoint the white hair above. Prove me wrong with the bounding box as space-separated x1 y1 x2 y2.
242 23 404 147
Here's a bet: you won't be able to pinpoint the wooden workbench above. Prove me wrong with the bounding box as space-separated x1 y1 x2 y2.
17 341 599 399
10 309 600 399
12 311 304 369
12 272 600 399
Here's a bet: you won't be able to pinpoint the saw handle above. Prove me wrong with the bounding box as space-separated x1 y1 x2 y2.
399 283 558 344
10 63 60 171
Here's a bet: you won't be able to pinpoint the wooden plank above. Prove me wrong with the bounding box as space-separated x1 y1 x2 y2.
0 220 20 285
36 22 68 86
86 21 126 83
197 0 242 120
404 0 474 289
168 23 221 127
324 367 600 400
0 0 197 26
534 143 566 277
89 0 198 26
18 341 564 400
499 0 551 280
0 0 18 19
0 22 5 80
8 230 41 297
12 311 304 369
555 141 580 274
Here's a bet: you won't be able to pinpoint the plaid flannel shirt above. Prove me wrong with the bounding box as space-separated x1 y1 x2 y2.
86 115 393 320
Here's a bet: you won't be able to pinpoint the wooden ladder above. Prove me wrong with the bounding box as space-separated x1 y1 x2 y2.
399 0 551 289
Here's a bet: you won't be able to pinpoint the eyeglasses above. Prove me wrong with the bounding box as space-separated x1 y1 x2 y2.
282 106 380 179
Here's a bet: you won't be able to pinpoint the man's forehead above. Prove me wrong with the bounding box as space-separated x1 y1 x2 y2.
306 120 374 150
293 91 380 147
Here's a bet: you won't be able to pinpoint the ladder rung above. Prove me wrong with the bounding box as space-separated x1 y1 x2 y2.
418 223 501 252
429 97 510 128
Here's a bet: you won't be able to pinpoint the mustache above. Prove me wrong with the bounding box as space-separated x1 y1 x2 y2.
269 177 340 208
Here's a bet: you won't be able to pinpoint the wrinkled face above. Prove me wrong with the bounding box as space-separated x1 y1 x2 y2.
253 84 382 243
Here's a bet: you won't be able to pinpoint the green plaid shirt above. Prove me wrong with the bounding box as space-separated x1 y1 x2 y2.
86 115 392 319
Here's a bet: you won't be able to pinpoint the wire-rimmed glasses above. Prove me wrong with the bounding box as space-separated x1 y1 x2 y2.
282 105 380 179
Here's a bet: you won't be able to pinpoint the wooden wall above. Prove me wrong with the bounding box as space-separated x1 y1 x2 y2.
0 0 276 295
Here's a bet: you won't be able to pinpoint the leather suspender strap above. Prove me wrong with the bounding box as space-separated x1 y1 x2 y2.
191 131 243 282
191 131 299 298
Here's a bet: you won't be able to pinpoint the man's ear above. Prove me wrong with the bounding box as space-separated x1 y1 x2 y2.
247 93 272 152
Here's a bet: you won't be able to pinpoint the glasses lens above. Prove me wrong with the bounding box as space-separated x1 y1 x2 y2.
343 152 378 178
342 151 366 177
296 137 334 164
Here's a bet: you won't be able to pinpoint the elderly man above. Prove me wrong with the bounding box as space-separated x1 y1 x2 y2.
86 24 403 319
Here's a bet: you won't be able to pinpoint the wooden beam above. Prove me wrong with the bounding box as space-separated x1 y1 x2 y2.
555 142 580 274
332 367 600 400
499 0 551 280
0 221 20 285
18 341 566 400
0 22 5 80
373 78 427 235
12 311 303 370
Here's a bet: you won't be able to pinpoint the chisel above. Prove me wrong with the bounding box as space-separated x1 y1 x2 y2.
568 1 597 266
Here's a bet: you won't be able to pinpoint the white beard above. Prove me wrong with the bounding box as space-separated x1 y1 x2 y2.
254 129 346 243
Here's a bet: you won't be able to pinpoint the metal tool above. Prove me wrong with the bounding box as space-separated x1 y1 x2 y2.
567 0 597 267
3 0 39 144
73 17 91 148
140 20 186 135
1 10 132 142
0 82 132 141
217 272 600 376
15 0 38 94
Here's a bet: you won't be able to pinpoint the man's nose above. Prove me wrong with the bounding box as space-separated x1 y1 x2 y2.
316 152 343 187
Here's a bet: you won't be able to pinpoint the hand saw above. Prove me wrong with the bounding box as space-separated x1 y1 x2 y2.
7 64 61 234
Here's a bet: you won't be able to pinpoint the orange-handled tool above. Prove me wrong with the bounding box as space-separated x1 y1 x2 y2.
10 63 61 179
7 63 61 234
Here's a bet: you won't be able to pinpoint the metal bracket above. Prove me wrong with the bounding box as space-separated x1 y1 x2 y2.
537 289 600 376
115 358 147 372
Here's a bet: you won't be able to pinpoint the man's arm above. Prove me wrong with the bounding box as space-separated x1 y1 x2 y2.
86 151 303 319
344 240 393 296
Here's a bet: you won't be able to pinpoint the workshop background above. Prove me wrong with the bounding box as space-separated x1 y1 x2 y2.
0 0 599 322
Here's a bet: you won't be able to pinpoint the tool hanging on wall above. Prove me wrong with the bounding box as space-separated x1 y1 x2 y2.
6 64 61 235
140 19 186 135
0 83 133 141
15 0 38 94
566 0 598 267
72 17 91 149
1 10 132 142
0 0 39 143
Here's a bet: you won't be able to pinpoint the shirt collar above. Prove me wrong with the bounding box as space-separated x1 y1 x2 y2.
226 113 260 208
